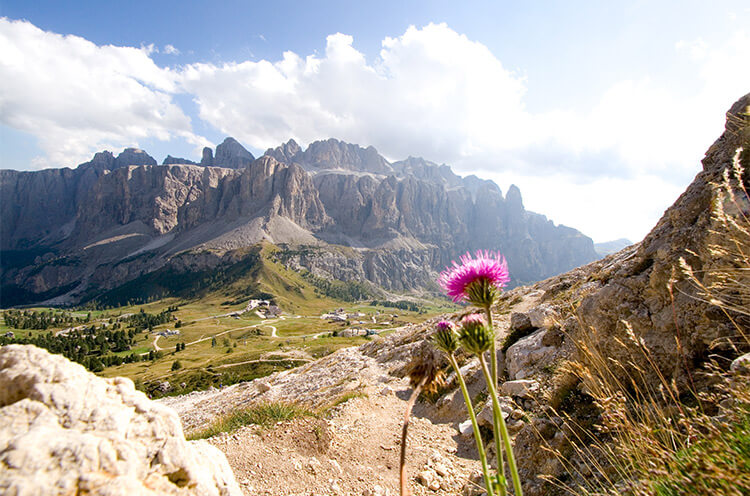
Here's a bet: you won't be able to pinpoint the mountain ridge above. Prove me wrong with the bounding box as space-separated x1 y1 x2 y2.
0 137 598 306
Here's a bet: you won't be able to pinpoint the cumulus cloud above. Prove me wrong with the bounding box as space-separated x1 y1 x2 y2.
179 24 530 164
0 18 206 168
2 19 748 241
178 23 748 188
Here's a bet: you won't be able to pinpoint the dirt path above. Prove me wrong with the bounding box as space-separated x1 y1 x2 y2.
208 378 482 496
152 335 162 351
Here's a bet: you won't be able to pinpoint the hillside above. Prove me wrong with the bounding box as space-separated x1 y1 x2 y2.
1 138 597 307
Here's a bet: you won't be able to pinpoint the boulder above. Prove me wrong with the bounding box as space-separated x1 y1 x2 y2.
510 312 534 332
0 345 242 496
527 303 559 329
506 328 559 380
476 398 514 428
501 379 540 399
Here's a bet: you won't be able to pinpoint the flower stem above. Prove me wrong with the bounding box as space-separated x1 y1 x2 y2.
485 304 497 387
478 354 524 496
484 304 506 490
448 353 496 496
400 376 427 496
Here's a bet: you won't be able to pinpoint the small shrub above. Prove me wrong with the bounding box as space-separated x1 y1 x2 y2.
171 360 182 371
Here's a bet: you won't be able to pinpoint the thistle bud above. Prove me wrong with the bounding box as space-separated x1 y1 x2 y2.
459 314 493 355
465 278 499 308
433 320 459 354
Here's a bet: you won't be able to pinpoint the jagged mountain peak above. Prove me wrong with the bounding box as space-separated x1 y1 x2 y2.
198 137 256 169
76 148 157 172
264 137 393 174
506 184 523 208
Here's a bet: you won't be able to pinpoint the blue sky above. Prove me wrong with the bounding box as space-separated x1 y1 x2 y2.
1 1 749 242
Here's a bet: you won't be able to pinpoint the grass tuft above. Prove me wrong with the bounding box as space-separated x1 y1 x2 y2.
187 401 314 440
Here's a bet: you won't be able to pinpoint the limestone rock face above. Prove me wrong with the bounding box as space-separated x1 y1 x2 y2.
201 147 214 166
0 344 242 496
267 137 393 174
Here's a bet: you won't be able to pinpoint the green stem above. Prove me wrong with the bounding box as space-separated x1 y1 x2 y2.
448 354 496 496
484 304 506 492
478 354 524 496
485 304 497 388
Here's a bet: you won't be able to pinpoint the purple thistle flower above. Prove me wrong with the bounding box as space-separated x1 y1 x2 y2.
435 320 455 332
438 250 510 305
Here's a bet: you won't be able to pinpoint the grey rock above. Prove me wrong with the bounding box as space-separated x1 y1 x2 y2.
163 155 198 165
114 147 157 168
201 147 214 166
510 312 534 332
506 328 559 380
730 352 750 375
527 303 559 329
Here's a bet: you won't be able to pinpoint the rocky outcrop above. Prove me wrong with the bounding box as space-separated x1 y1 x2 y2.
264 138 302 165
499 93 750 496
201 147 214 166
569 93 750 386
312 161 595 283
0 344 242 495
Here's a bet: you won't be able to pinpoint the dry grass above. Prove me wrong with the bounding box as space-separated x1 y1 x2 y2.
541 141 750 495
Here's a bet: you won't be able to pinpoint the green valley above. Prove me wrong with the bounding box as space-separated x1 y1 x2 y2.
0 243 455 398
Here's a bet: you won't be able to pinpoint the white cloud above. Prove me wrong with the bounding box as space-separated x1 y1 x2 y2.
0 18 206 168
163 44 180 55
179 24 531 163
178 23 747 186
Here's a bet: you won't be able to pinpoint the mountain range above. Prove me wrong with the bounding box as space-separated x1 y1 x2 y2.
0 137 598 306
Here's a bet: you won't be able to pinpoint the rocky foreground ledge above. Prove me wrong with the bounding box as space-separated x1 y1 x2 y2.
0 344 242 496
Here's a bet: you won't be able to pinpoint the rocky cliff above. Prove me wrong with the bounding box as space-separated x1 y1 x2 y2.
1 136 597 306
